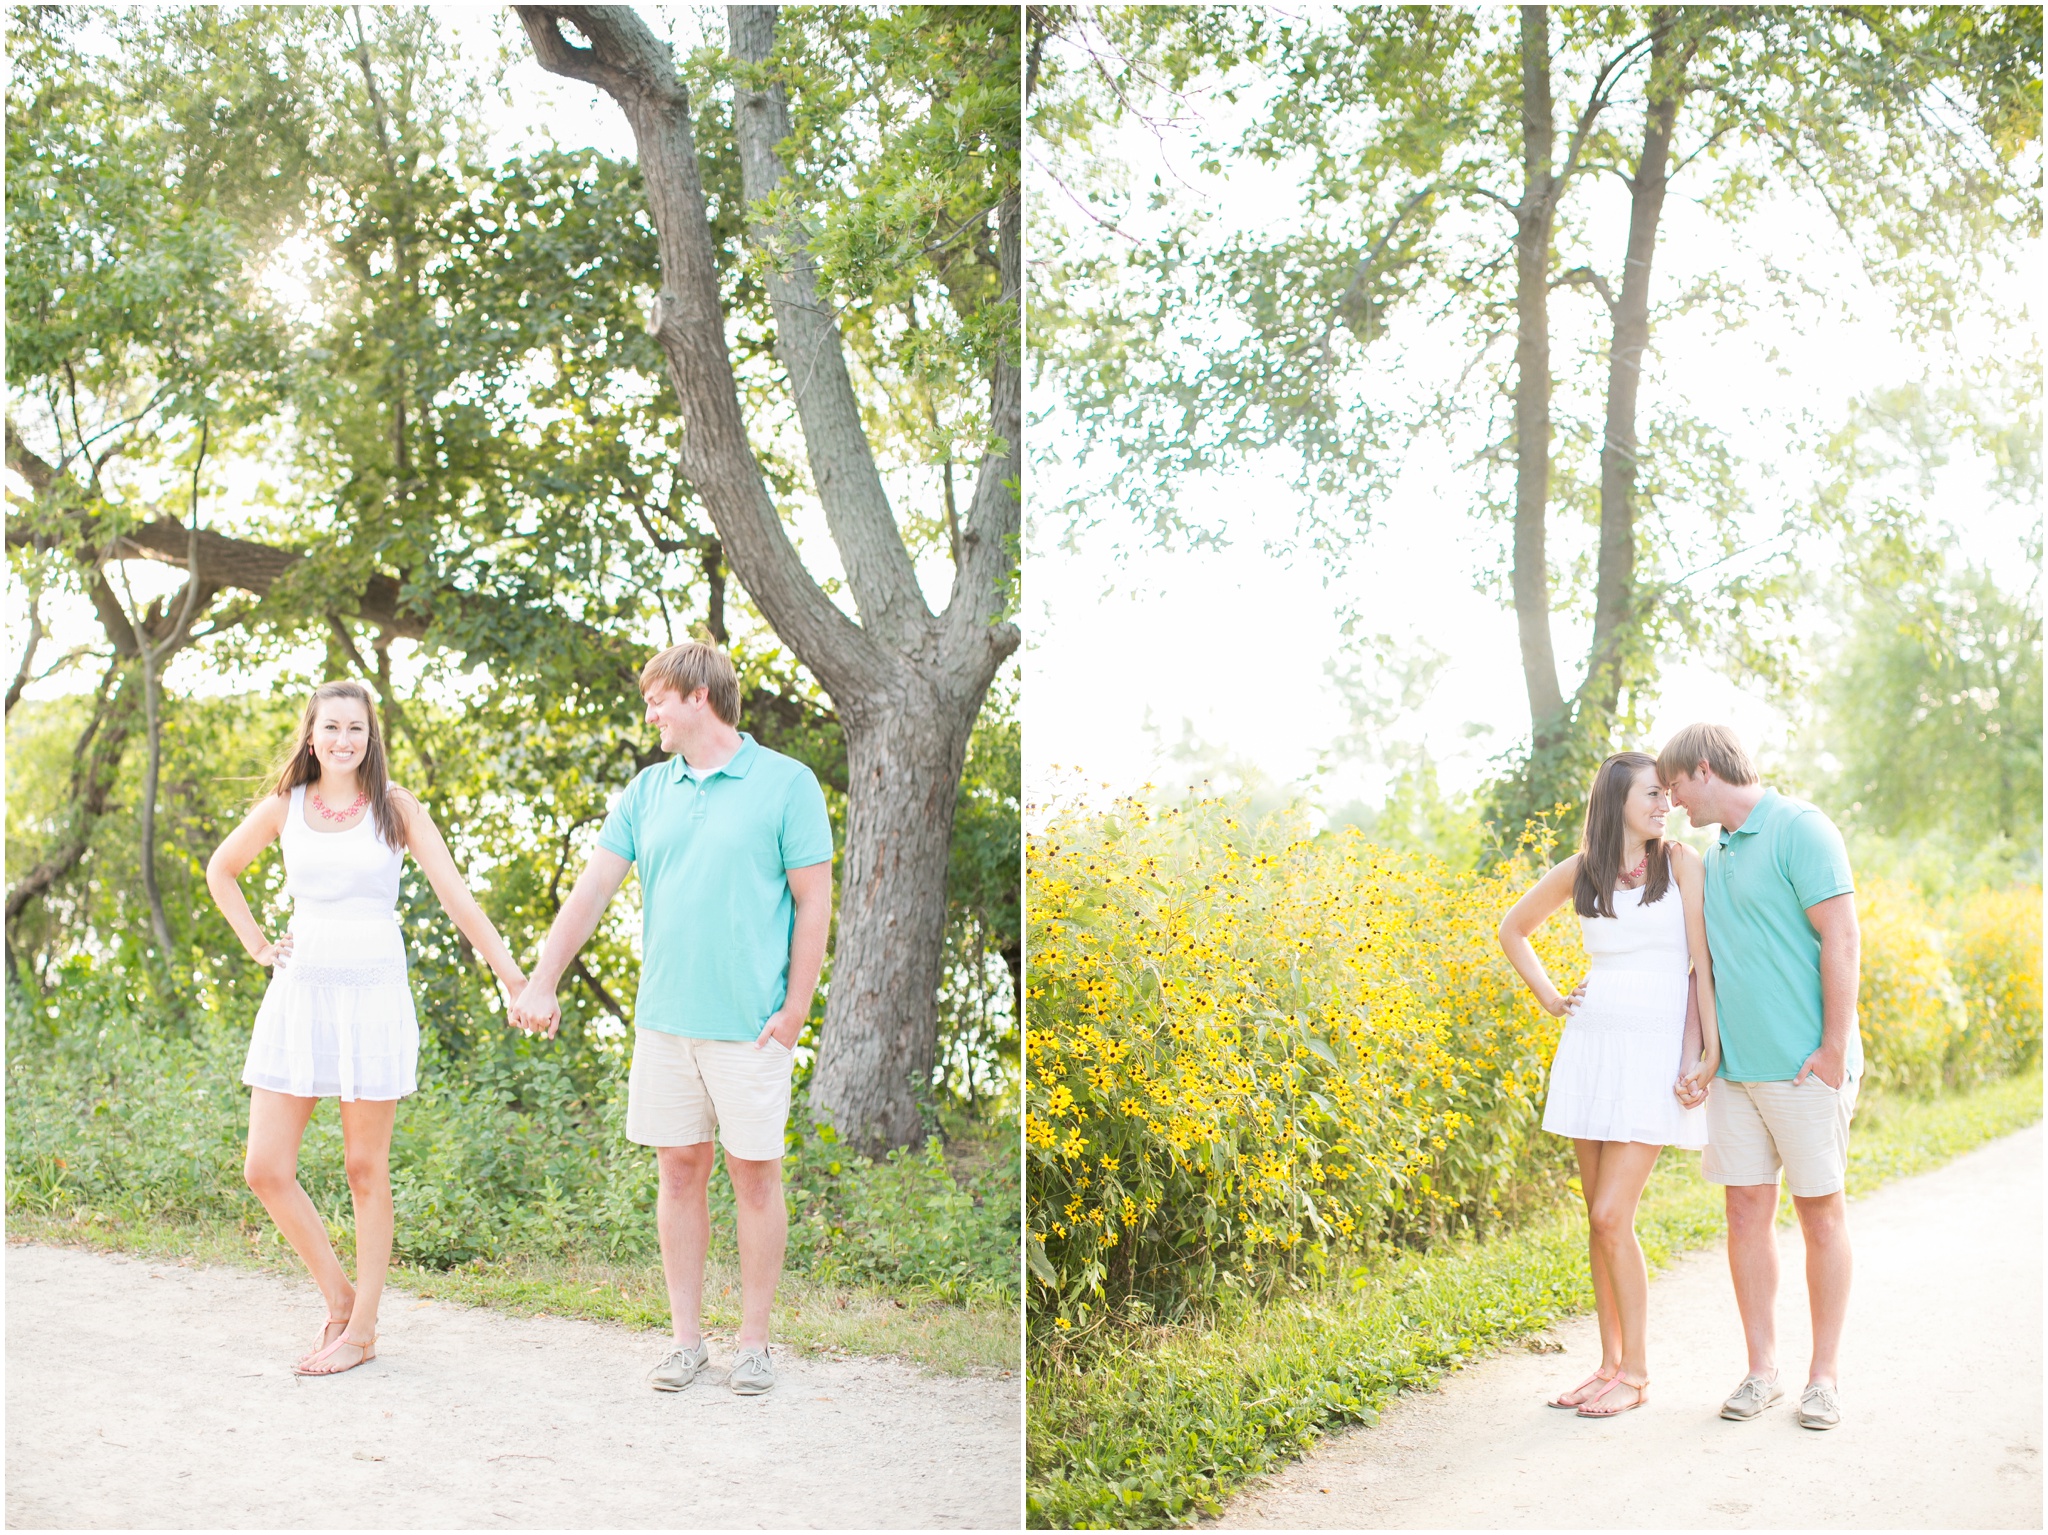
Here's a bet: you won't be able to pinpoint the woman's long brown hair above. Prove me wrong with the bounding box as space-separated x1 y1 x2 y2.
1573 750 1670 918
263 681 407 850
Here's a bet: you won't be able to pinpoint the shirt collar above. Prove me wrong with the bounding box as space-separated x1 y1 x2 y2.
669 731 759 784
1717 786 1778 845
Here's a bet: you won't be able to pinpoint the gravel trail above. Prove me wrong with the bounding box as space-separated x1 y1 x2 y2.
1216 1122 2041 1531
5 1244 1020 1530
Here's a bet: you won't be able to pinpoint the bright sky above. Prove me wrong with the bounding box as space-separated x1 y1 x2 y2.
1023 26 2038 818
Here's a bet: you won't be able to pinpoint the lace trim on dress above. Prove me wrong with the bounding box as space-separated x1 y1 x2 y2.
288 960 409 988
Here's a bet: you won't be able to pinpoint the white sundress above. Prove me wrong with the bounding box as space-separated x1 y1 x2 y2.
1541 879 1707 1149
241 785 420 1102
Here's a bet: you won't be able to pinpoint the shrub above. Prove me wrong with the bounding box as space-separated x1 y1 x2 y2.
1948 886 2044 1081
1026 798 1583 1333
1855 880 1967 1095
1026 796 2043 1336
5 955 1016 1304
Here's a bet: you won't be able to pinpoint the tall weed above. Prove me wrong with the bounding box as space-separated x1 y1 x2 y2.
1027 797 2042 1334
7 956 1016 1304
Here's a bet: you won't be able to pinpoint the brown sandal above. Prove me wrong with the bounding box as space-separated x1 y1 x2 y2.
1547 1367 1619 1409
295 1331 377 1376
1577 1372 1648 1417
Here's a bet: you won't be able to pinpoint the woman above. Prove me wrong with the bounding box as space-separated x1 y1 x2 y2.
207 680 528 1376
1497 750 1719 1418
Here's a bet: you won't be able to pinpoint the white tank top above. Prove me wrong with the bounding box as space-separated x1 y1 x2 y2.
280 784 404 920
1577 877 1688 975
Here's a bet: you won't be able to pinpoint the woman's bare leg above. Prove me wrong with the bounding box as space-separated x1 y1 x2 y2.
1574 1140 1621 1371
1586 1140 1664 1385
335 1096 399 1350
243 1088 354 1330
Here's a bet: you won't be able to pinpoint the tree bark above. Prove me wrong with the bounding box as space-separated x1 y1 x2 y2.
5 661 142 932
516 4 1020 1150
1513 6 1566 749
1580 13 1688 719
134 430 212 956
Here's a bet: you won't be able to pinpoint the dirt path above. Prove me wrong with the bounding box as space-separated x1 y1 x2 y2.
5 1244 1020 1530
1217 1122 2042 1531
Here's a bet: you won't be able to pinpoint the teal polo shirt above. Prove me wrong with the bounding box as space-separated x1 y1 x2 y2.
1704 788 1860 1083
596 733 833 1041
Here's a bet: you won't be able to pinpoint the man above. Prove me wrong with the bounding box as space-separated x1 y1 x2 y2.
513 641 833 1396
1656 723 1859 1431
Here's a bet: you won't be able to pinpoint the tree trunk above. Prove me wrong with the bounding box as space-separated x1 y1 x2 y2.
1580 13 1684 719
515 5 1020 1152
824 697 979 1145
5 662 142 934
137 644 174 953
1513 6 1565 749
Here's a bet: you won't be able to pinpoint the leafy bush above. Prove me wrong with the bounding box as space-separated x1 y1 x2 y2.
1027 797 1583 1333
1855 879 2044 1093
1027 796 2043 1336
1855 880 1969 1094
1950 885 2044 1080
6 955 1016 1305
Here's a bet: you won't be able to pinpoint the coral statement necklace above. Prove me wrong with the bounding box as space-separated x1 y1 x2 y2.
312 786 368 821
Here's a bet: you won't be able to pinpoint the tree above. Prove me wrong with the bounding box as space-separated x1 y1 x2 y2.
1810 553 2041 854
514 5 1020 1149
5 5 313 962
1032 5 2040 846
6 7 841 1022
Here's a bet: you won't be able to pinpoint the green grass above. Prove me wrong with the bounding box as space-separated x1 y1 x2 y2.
7 970 1020 1376
1025 1066 2042 1528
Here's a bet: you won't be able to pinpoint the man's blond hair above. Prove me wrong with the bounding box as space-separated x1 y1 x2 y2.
1656 722 1757 787
640 641 741 725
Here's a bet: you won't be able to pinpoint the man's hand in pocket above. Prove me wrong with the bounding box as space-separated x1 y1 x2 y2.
754 1008 802 1051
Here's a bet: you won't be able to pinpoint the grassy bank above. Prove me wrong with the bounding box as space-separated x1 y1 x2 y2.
1025 1066 2041 1527
7 969 1020 1376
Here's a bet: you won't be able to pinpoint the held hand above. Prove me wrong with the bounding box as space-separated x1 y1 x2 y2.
754 1007 803 1052
497 969 529 1023
1792 1045 1845 1090
512 981 562 1040
1675 1057 1716 1109
536 994 562 1040
251 933 294 969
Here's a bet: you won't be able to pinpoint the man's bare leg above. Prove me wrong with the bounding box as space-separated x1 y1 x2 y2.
655 1142 716 1346
1725 1181 1782 1379
1791 1190 1852 1387
725 1153 787 1350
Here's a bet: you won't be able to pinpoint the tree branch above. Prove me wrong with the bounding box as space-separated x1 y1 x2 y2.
1556 264 1619 316
517 4 883 701
728 6 930 649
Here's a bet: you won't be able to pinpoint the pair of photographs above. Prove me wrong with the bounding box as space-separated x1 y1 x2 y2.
6 4 2040 1531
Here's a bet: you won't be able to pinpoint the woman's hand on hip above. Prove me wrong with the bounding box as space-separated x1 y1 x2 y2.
250 933 293 969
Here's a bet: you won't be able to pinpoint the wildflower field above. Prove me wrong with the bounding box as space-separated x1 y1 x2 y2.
1025 797 2042 1338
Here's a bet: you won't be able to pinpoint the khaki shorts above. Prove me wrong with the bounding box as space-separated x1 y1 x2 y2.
625 1028 795 1162
1703 1075 1858 1197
